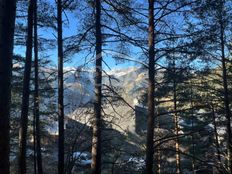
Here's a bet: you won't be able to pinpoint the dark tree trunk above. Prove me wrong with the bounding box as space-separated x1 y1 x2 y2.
34 0 43 173
91 0 102 173
0 0 16 173
190 85 195 174
145 0 155 173
57 0 64 173
221 28 232 174
33 112 37 174
211 105 222 165
155 116 161 174
219 2 232 171
18 0 34 173
211 105 225 174
173 61 181 174
174 95 181 174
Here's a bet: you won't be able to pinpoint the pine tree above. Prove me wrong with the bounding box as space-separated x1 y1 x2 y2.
91 0 103 173
33 0 43 173
145 0 155 173
218 1 232 171
172 60 181 174
185 0 232 171
57 0 64 173
18 0 34 173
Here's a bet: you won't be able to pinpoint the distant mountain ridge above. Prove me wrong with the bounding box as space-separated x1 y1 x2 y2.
62 66 148 114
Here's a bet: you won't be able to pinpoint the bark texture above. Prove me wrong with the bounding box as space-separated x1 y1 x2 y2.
18 0 34 173
91 0 103 173
219 6 232 172
57 0 64 173
33 0 43 173
0 0 16 173
173 62 181 174
145 0 155 173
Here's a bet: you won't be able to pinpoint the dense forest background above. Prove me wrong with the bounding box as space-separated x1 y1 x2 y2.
0 0 232 174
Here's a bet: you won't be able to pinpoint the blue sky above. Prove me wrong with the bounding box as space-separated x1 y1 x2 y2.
14 7 138 70
13 0 209 71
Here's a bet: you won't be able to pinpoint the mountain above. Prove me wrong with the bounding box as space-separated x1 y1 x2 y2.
63 66 148 113
45 66 149 135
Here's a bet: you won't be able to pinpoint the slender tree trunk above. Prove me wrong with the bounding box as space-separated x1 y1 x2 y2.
174 99 181 174
212 105 225 174
145 0 155 173
221 31 232 174
219 2 232 171
191 118 195 174
155 115 161 174
57 0 64 173
34 0 43 173
91 0 102 173
0 0 16 173
190 85 195 174
211 105 222 165
173 61 181 174
18 0 34 173
33 112 37 174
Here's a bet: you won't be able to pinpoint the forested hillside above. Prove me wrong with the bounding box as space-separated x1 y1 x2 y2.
0 0 232 174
